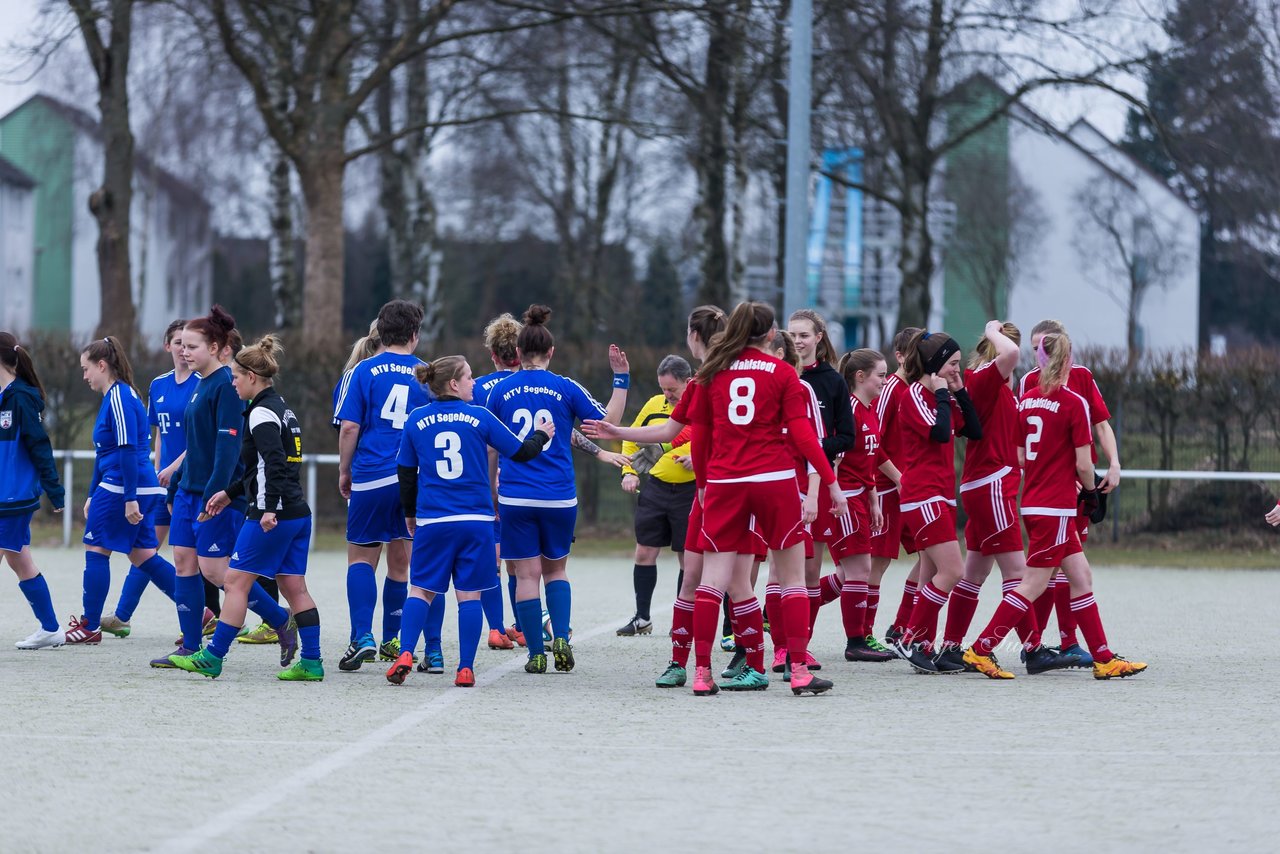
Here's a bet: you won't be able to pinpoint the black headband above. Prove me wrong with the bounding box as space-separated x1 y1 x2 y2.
922 335 960 375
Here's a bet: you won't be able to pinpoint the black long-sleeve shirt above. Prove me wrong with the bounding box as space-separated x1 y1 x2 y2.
801 362 856 464
225 386 310 520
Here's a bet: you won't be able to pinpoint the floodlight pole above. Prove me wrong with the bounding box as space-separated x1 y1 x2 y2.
782 0 812 320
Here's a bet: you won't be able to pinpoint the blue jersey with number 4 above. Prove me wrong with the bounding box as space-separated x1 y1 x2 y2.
336 352 430 482
487 369 607 503
148 370 198 468
398 398 525 521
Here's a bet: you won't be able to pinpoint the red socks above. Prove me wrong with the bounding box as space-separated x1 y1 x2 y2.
1032 575 1056 641
1055 571 1079 647
765 584 785 652
671 597 695 666
1069 592 1113 663
807 586 822 638
893 581 919 631
781 587 810 664
819 573 842 604
863 584 881 637
973 591 1031 655
692 586 724 668
839 581 867 639
942 579 981 648
903 582 948 648
732 597 766 672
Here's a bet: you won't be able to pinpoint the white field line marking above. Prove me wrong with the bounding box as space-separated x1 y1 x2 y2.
155 619 615 854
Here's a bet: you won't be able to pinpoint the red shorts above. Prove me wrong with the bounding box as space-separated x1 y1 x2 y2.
869 489 917 559
900 499 958 549
808 488 836 543
961 471 1024 555
1024 513 1083 567
684 496 707 555
702 478 805 553
825 491 871 563
1076 513 1090 545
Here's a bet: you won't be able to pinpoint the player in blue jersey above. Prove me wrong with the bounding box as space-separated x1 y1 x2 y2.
154 306 296 667
0 333 66 649
387 355 555 687
100 319 194 639
331 321 381 431
486 304 629 673
66 337 178 645
169 336 317 680
336 300 430 671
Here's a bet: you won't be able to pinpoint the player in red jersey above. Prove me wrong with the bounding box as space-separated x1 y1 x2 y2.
870 328 923 648
583 305 728 690
828 348 901 663
888 330 984 674
1020 319 1120 667
964 331 1146 679
685 301 846 695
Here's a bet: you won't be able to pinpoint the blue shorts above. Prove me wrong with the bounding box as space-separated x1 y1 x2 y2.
0 512 32 553
493 516 502 546
229 516 312 579
496 502 577 561
169 489 245 558
347 480 410 545
153 500 173 528
410 519 497 594
83 487 160 554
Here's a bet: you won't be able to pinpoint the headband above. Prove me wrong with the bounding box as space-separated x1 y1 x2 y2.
921 333 960 375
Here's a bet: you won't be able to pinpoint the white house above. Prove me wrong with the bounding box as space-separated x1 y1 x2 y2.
0 154 36 333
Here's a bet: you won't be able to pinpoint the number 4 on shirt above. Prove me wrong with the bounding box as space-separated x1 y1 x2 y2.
381 384 411 430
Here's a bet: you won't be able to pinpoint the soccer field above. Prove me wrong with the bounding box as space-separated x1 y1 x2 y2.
1 549 1277 853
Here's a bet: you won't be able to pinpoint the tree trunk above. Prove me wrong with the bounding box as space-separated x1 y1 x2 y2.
895 168 934 331
267 13 299 330
86 0 137 349
298 154 346 342
693 2 740 309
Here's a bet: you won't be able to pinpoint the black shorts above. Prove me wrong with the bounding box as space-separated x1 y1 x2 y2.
634 478 696 552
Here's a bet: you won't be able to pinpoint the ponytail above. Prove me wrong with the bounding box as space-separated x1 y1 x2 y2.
1037 332 1072 393
416 355 469 398
81 336 136 390
969 321 1021 369
0 332 45 400
900 330 959 384
696 301 774 384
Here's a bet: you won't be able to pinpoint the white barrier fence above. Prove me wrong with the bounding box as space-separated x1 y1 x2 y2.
45 451 1280 549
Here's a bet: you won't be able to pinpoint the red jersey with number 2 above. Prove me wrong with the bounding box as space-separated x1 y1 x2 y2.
1018 386 1093 512
689 350 834 484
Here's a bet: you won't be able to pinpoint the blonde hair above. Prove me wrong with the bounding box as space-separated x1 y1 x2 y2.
415 355 469 398
1038 332 1072 393
484 313 521 368
343 321 382 372
1031 319 1066 340
235 334 284 379
970 321 1021 369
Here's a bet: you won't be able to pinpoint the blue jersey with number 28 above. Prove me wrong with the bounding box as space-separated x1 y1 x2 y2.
336 352 430 482
487 368 606 503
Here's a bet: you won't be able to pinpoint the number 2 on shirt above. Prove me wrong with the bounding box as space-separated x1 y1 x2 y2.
512 408 554 447
1025 414 1044 461
728 377 755 425
380 384 411 430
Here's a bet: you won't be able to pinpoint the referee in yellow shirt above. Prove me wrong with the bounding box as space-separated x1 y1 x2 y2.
616 355 695 636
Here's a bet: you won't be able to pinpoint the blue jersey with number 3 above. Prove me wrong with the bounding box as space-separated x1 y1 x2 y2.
487 369 607 503
398 398 525 521
336 352 430 482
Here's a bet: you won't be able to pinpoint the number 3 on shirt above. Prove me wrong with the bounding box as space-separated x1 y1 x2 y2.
435 431 463 479
381 384 410 430
727 378 756 425
1025 415 1044 461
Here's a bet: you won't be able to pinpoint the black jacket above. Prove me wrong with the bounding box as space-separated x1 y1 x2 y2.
225 387 310 520
801 362 856 464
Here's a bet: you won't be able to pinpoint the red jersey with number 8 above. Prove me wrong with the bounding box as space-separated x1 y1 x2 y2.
1018 386 1093 513
689 349 834 485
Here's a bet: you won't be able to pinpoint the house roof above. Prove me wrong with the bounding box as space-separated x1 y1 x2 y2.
3 93 210 212
0 153 35 189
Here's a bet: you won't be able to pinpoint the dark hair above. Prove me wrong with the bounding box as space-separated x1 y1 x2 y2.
186 304 237 352
687 305 727 348
484 313 521 368
163 319 186 346
774 329 801 371
415 355 468 398
788 308 837 365
838 348 886 389
892 327 923 361
900 330 959 383
697 301 774 383
377 299 425 347
235 334 283 379
81 336 136 389
518 304 554 358
656 354 692 382
0 332 45 400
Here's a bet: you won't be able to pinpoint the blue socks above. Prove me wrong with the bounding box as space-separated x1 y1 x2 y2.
507 574 520 633
114 566 150 622
347 562 376 640
515 599 544 657
399 596 428 657
246 581 289 628
481 571 505 631
382 577 407 644
425 593 445 655
18 574 58 632
207 619 240 659
136 554 176 599
82 551 111 630
458 600 482 671
295 607 321 660
176 574 205 650
545 579 571 641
